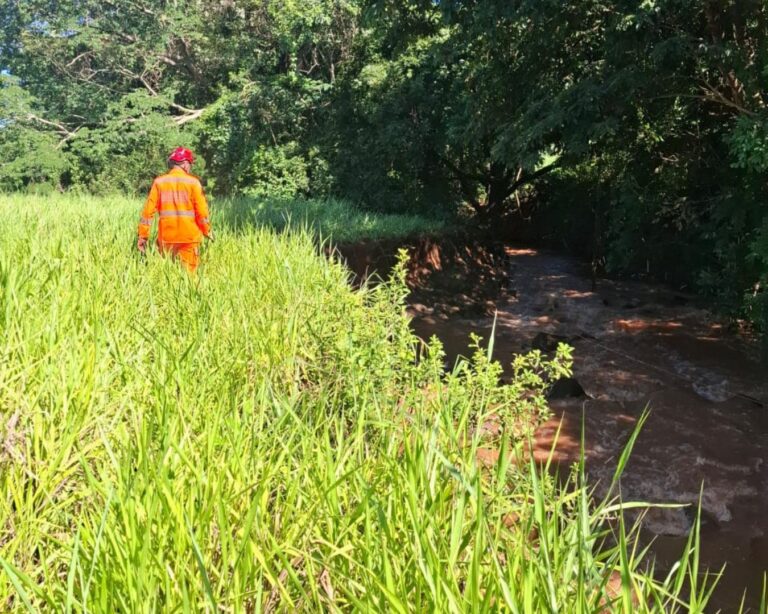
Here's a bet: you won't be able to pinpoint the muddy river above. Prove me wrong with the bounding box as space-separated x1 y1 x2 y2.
408 247 768 612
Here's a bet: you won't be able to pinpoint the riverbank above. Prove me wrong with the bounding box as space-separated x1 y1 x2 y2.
2 194 715 611
389 242 768 612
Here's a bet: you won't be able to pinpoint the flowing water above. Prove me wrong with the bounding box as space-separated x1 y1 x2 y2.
409 247 768 612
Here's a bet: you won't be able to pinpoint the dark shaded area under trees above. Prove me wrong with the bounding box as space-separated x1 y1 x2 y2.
1 0 767 335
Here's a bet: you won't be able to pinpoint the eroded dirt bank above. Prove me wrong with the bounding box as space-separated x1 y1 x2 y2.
332 236 510 307
338 239 768 612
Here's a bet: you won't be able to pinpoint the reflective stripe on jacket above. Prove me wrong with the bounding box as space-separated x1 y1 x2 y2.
137 168 211 243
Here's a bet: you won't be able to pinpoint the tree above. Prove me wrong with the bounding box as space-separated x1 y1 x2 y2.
0 0 361 193
326 1 625 217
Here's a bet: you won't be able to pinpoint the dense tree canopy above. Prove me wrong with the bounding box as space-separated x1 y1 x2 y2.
1 0 767 330
0 0 359 192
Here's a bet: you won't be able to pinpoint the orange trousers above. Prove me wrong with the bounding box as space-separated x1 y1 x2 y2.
157 241 200 273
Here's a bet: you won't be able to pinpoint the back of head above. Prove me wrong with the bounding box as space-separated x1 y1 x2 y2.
167 147 195 174
168 147 195 164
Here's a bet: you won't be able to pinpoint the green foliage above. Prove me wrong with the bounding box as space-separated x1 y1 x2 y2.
448 335 574 438
0 0 357 195
0 75 69 191
320 23 457 213
0 193 720 611
729 116 768 174
66 93 188 193
0 126 68 192
237 142 310 199
435 0 768 334
215 195 448 241
2 0 768 330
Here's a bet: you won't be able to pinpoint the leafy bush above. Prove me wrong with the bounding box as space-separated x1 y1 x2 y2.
237 143 310 198
0 127 69 192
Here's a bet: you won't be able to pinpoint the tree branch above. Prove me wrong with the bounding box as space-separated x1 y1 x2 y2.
26 114 83 148
27 114 76 137
440 155 486 184
173 108 205 125
117 66 205 119
508 161 560 193
699 81 757 117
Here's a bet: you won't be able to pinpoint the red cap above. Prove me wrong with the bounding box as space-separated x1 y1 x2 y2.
168 147 195 163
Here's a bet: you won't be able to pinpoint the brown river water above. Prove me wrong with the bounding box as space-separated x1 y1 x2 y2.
407 247 768 612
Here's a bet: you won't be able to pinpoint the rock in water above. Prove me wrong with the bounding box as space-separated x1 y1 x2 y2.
548 377 588 399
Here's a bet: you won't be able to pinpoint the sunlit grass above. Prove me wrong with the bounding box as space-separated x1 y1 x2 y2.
214 194 449 241
0 193 724 611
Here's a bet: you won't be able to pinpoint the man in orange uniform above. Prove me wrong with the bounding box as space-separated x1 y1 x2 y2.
137 147 213 272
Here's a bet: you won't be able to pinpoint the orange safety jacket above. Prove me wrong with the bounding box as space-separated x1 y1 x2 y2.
138 168 211 243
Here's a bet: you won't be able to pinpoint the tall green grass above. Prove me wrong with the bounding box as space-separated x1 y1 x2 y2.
0 193 718 611
208 194 448 242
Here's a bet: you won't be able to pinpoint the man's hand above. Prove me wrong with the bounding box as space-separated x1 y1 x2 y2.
137 237 148 253
206 230 216 242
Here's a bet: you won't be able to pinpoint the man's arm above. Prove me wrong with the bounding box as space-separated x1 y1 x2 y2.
137 181 159 250
193 180 212 238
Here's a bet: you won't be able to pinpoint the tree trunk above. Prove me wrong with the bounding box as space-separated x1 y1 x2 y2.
484 178 511 217
762 296 768 365
591 199 603 292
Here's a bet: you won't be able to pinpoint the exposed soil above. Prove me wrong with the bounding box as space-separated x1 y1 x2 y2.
340 239 768 613
331 236 509 314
